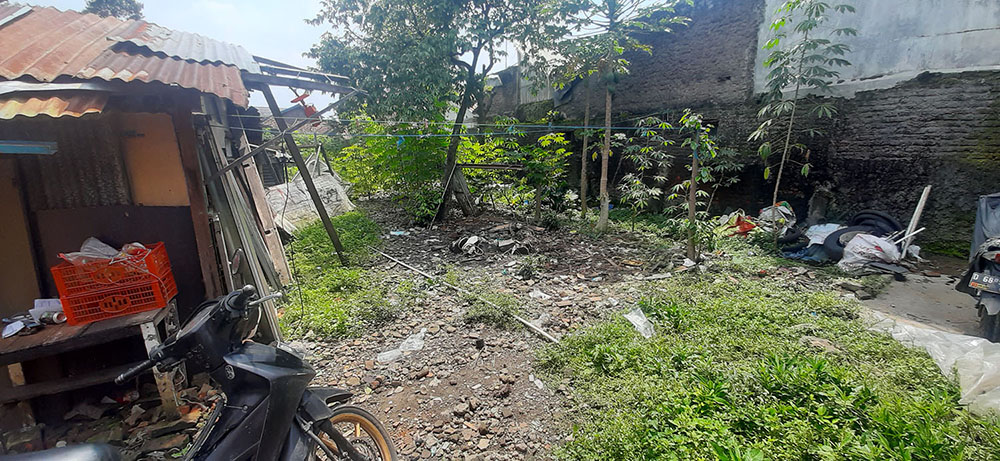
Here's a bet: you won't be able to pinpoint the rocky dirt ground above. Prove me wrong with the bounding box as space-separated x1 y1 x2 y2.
287 204 675 460
4 202 980 460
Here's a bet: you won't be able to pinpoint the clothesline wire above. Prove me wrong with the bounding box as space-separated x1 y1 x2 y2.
226 113 683 131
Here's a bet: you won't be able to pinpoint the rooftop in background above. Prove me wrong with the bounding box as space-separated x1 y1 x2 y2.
0 4 252 107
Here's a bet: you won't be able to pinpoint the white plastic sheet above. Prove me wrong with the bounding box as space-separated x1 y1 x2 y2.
868 311 1000 417
838 234 901 272
625 308 655 338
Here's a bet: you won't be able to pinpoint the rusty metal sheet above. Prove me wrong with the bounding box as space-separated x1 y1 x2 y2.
0 7 249 107
112 23 261 72
0 92 107 119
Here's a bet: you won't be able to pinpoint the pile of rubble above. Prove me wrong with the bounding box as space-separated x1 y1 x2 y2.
2 376 218 460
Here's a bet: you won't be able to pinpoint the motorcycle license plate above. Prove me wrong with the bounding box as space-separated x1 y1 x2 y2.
970 272 1000 294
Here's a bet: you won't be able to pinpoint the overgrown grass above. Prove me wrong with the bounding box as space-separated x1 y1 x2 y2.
539 252 1000 460
441 266 524 329
279 212 406 339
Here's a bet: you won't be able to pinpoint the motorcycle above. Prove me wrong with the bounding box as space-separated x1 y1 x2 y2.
1 285 398 461
958 192 1000 342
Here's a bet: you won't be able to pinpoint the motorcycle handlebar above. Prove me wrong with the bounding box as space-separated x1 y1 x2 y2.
115 359 156 385
231 285 257 310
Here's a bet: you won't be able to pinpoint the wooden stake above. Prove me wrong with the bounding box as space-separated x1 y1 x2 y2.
260 85 349 266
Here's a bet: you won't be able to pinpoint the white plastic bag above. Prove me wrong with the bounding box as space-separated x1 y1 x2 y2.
624 308 655 339
838 234 901 272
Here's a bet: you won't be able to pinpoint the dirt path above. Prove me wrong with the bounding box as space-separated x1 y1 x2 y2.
862 255 980 336
291 203 670 460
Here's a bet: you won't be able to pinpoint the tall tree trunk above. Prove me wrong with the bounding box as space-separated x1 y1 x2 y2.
687 146 700 261
438 55 482 220
596 84 612 232
580 76 592 218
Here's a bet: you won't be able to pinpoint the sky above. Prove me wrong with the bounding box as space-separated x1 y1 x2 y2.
23 0 335 108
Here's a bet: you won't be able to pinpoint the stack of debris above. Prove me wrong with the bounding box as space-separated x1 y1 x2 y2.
449 222 544 256
1 375 219 460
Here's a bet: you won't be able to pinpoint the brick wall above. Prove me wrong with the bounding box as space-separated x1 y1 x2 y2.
486 0 1000 246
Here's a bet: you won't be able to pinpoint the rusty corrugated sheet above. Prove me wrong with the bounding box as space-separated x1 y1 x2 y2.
0 92 108 119
0 7 249 107
114 23 261 72
0 116 132 210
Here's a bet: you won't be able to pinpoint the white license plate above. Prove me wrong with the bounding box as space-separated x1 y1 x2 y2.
970 272 1000 294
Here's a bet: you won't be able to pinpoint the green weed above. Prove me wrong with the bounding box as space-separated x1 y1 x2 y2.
538 275 1000 460
279 212 404 339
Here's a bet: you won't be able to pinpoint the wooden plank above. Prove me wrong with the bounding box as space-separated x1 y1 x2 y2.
242 72 355 95
200 96 281 342
141 321 178 417
260 85 348 266
238 135 291 284
6 363 34 425
205 97 351 182
0 362 141 404
902 185 932 257
172 98 223 299
0 308 161 366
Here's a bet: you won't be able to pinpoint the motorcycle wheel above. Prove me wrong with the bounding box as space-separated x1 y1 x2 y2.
315 405 398 461
980 304 1000 343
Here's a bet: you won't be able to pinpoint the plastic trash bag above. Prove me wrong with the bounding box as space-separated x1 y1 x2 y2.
757 202 796 236
868 311 1000 417
805 223 844 246
58 238 148 266
624 308 655 338
837 234 901 273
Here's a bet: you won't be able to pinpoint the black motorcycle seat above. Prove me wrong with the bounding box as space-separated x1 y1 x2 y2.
0 443 121 461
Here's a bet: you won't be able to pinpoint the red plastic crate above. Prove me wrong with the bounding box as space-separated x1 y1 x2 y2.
51 242 178 325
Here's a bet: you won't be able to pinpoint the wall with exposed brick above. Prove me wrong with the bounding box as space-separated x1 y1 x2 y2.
485 0 1000 247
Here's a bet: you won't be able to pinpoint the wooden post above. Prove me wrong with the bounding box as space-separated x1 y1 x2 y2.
172 100 223 298
259 85 348 266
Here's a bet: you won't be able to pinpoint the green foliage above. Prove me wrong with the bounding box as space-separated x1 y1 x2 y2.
553 0 692 232
279 212 403 338
538 266 1000 460
615 117 675 230
750 0 857 204
310 0 569 121
667 110 719 260
83 0 143 20
330 117 448 223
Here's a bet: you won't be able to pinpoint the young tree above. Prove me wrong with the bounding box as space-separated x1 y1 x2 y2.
83 0 143 20
554 0 691 233
615 117 674 231
750 0 856 207
677 110 717 261
311 0 567 219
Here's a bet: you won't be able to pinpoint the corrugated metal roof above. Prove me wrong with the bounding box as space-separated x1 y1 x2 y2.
0 6 249 107
113 23 261 72
0 91 107 119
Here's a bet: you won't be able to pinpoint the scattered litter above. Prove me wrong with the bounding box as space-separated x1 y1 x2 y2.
2 320 25 338
528 289 551 300
643 273 672 281
757 202 796 235
682 258 696 268
389 230 410 236
624 307 655 339
376 329 427 363
838 234 901 273
805 223 844 246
